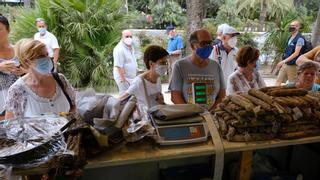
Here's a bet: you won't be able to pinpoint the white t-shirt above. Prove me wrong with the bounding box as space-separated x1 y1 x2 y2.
210 45 238 85
34 31 60 58
127 75 161 108
113 41 137 84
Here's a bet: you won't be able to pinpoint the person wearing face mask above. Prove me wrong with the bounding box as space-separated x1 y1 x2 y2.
4 39 75 119
113 29 138 95
166 25 184 89
226 46 266 95
169 29 225 112
119 45 168 108
275 20 306 86
34 18 60 71
0 14 25 120
210 25 240 85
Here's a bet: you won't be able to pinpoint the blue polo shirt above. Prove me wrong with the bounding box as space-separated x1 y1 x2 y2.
167 35 184 54
287 82 320 92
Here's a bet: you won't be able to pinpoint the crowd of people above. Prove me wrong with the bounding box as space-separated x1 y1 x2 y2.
1 12 320 120
112 21 320 114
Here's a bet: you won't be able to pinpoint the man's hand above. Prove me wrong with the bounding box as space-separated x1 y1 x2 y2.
277 61 285 69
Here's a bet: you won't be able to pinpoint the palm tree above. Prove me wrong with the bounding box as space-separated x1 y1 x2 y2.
236 0 295 31
186 0 204 51
13 0 125 92
312 4 320 46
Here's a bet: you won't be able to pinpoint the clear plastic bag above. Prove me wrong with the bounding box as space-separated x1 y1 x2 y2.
0 115 72 168
0 164 12 180
122 104 154 142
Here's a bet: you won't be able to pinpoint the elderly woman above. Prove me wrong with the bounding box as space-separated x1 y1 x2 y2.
119 45 169 108
4 38 75 119
287 61 320 91
226 46 266 95
0 14 25 119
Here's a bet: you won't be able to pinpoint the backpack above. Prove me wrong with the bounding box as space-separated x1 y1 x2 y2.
303 39 313 54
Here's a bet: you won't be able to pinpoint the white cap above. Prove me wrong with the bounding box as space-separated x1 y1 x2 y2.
217 23 229 34
223 25 240 36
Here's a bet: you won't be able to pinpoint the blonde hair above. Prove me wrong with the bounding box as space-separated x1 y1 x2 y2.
14 38 46 69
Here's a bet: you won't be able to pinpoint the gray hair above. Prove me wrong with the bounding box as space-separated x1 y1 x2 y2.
297 61 319 75
35 18 46 24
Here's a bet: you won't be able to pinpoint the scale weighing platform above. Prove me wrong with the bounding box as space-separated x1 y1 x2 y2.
150 115 208 145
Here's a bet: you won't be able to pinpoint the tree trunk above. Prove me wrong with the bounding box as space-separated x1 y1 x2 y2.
24 0 31 9
258 0 267 32
186 0 204 52
312 4 320 46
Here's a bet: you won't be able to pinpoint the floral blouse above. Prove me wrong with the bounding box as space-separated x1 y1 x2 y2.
226 70 266 96
0 57 18 91
5 73 75 118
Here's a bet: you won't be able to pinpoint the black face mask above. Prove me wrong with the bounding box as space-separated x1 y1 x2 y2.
288 26 296 32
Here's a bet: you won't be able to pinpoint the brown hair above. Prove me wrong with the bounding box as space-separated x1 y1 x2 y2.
14 38 46 69
0 14 10 31
143 45 169 69
297 61 319 75
236 46 260 68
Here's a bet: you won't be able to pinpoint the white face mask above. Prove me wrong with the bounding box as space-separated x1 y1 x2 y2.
155 64 167 76
123 37 133 46
228 37 237 48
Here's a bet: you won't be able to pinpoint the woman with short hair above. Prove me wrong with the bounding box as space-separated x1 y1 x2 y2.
119 45 169 108
226 46 266 95
5 38 75 119
287 61 320 91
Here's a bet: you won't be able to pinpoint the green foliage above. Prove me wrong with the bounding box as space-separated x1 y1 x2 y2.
263 17 293 72
203 18 217 38
12 0 125 92
214 0 243 28
237 33 257 48
124 11 153 29
236 0 295 21
150 1 185 29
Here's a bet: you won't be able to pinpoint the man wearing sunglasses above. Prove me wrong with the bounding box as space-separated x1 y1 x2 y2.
169 29 226 112
113 29 138 95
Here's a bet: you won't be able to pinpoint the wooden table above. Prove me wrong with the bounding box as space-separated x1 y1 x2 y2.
86 135 320 180
87 140 215 169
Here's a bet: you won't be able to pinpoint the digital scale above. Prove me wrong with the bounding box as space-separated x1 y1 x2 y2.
150 115 208 145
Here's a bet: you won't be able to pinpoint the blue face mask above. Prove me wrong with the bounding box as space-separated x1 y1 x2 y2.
38 28 46 35
35 57 53 74
196 45 213 60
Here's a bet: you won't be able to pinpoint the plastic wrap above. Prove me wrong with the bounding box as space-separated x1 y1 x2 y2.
0 164 12 180
76 88 111 125
122 104 154 142
0 115 72 168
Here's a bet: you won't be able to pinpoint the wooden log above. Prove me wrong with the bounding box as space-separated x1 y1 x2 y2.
239 93 271 110
268 88 308 97
248 89 273 105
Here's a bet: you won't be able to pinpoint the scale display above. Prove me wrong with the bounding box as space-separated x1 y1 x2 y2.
156 123 207 143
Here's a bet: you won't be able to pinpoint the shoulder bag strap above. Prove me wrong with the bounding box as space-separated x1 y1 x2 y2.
142 77 151 108
52 72 73 108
